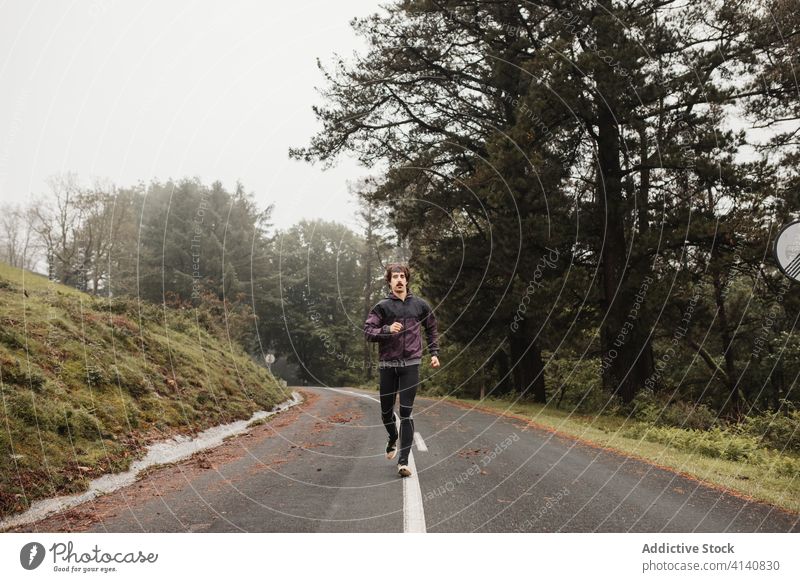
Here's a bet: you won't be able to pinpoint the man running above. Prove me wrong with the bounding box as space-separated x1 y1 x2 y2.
364 263 440 477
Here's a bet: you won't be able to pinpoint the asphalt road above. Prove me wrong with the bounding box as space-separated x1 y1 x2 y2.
11 386 800 533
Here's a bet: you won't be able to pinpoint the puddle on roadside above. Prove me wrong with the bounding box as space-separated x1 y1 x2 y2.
0 391 303 531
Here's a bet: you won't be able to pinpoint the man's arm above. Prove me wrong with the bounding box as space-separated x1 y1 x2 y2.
422 303 439 356
364 305 392 342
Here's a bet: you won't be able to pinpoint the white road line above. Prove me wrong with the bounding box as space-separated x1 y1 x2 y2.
324 387 427 533
403 450 426 533
413 431 428 452
395 418 427 533
323 386 379 402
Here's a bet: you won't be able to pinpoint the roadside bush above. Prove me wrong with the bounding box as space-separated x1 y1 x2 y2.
739 403 800 454
86 365 106 387
546 358 621 414
659 399 717 430
6 390 62 432
58 407 103 440
0 327 25 349
0 355 46 391
420 343 489 400
422 382 451 398
621 424 761 462
762 451 800 477
629 390 718 430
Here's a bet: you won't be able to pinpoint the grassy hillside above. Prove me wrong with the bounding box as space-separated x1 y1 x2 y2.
0 262 290 518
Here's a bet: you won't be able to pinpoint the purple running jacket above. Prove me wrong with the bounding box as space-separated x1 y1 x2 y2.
364 289 439 363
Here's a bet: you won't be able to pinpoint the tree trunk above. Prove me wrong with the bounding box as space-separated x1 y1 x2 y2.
493 346 512 397
638 125 650 235
597 106 635 402
712 271 742 415
592 0 658 404
509 317 546 403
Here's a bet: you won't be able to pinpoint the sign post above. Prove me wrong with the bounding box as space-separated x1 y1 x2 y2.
264 353 275 373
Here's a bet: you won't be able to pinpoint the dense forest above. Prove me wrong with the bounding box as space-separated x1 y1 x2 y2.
289 0 800 423
2 0 799 445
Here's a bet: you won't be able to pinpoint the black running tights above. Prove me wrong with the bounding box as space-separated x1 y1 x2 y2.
379 364 419 465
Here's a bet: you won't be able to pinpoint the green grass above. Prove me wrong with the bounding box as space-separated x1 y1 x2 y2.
436 394 800 514
0 262 292 519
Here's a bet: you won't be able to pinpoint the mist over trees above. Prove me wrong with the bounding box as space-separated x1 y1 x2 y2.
1 174 402 386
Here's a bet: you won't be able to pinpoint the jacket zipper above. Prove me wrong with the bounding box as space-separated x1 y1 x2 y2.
401 298 406 359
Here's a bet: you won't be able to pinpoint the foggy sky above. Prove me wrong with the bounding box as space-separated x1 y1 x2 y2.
0 0 380 232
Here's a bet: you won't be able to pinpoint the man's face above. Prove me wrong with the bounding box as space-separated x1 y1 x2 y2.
391 271 406 292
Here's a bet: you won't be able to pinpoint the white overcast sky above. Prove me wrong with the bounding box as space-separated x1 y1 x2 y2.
0 0 382 232
1 0 792 237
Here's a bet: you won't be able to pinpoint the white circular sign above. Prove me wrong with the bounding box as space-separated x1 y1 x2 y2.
264 353 276 365
773 220 800 283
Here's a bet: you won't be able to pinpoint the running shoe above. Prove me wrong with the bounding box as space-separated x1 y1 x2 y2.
386 436 398 460
398 464 412 477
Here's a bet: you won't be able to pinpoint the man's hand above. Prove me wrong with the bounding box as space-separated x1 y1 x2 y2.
389 322 404 333
431 356 440 368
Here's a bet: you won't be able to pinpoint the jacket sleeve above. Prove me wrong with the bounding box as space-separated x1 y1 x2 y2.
364 305 391 342
422 303 440 356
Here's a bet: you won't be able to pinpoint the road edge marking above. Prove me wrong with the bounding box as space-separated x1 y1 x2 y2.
326 387 427 533
403 450 427 533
